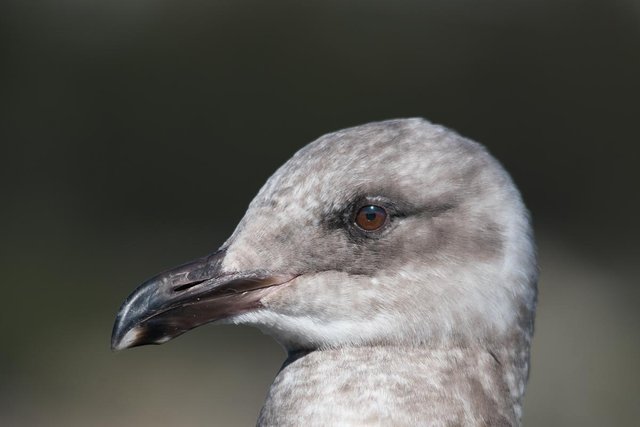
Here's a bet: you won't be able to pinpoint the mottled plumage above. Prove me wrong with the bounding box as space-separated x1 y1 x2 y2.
113 118 537 426
260 346 524 426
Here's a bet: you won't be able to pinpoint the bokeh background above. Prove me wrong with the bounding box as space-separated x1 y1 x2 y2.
1 0 639 425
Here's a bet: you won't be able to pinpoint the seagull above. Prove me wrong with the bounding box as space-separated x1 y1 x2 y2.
112 118 537 426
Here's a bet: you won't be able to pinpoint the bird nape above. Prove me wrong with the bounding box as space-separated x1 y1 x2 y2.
112 118 537 426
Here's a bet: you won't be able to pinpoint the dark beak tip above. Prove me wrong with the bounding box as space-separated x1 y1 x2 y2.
110 327 139 351
110 311 141 351
110 328 128 352
111 306 179 351
110 327 128 351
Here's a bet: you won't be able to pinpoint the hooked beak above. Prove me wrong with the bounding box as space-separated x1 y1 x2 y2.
111 249 297 350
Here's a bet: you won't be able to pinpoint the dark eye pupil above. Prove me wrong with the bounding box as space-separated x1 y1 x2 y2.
365 212 377 221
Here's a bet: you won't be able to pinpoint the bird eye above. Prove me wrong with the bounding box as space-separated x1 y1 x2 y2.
355 205 388 231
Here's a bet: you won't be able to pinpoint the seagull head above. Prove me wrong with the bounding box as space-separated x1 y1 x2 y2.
112 118 537 352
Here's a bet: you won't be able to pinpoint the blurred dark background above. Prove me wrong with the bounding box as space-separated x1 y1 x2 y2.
1 0 639 425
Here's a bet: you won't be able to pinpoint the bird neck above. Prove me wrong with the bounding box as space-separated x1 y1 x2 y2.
259 343 529 426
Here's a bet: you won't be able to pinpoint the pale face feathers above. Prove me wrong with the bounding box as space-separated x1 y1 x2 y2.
219 118 537 350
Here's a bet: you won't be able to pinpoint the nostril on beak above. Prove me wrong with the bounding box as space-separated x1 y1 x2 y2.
173 279 207 293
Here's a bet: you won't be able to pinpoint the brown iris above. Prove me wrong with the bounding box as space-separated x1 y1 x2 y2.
355 205 388 231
